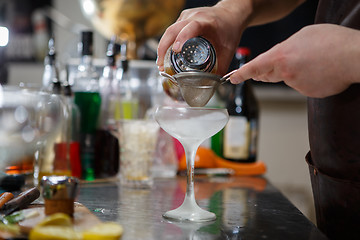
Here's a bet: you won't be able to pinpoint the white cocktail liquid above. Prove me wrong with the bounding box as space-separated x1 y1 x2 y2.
158 111 228 149
155 107 228 222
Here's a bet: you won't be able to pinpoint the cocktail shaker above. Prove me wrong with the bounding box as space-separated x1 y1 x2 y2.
162 37 218 102
164 36 217 75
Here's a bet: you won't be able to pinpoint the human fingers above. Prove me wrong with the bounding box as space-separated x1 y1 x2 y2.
157 6 223 70
156 20 190 71
156 8 206 70
229 51 277 84
157 19 215 71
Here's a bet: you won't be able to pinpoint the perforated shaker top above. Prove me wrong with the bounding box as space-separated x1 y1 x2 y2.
170 37 216 73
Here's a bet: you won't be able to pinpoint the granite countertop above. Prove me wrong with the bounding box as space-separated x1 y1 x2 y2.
78 176 328 240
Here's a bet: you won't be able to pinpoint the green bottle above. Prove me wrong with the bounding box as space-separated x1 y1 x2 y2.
73 31 101 181
208 92 225 157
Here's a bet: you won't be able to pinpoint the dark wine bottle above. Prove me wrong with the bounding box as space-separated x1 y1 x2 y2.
95 37 119 178
223 47 259 163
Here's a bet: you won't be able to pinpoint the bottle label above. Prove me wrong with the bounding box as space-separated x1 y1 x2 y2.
249 119 258 157
223 116 250 159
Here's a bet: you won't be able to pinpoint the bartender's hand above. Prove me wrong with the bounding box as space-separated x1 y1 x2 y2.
156 0 250 75
156 0 304 75
230 24 360 98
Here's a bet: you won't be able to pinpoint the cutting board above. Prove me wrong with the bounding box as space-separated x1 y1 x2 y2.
18 202 102 234
0 202 102 239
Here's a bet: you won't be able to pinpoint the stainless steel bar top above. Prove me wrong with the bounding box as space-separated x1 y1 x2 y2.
77 176 328 240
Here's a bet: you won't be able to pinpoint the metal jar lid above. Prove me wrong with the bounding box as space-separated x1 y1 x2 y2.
170 37 216 73
41 176 79 200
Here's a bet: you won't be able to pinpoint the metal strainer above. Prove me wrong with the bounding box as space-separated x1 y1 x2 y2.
160 71 234 107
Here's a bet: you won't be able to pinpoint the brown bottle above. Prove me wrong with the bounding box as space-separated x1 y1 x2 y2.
223 47 259 163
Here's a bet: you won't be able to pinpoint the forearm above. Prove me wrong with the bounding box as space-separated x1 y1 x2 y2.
338 27 360 86
215 0 306 28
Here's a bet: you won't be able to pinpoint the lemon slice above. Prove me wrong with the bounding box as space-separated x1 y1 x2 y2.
82 222 123 240
0 223 20 235
28 213 78 240
29 226 82 240
36 213 72 227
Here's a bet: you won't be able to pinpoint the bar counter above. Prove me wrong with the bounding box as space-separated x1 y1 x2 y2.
78 176 328 240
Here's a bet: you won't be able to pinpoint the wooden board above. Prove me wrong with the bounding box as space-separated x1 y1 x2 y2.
18 202 102 234
0 202 102 239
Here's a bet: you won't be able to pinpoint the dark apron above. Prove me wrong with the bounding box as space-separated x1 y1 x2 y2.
308 1 360 239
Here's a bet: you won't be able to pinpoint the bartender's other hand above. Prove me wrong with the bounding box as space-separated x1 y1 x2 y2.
156 1 248 75
230 24 360 98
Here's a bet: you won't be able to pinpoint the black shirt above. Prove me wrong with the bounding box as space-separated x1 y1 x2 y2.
308 0 360 181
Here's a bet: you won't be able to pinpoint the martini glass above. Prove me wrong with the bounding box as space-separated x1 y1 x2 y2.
154 106 229 222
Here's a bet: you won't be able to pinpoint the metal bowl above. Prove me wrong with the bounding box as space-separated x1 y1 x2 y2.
79 0 185 59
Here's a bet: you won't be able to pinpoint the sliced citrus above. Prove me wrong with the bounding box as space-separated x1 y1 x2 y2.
82 222 123 240
35 213 72 227
29 226 82 240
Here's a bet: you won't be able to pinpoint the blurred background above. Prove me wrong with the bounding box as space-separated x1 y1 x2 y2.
0 0 318 222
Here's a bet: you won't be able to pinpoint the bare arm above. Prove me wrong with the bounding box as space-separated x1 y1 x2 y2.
249 0 305 26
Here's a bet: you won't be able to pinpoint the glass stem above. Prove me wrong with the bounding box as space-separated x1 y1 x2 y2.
184 144 199 203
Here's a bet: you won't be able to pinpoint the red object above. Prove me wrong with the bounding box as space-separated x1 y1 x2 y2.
70 142 82 178
173 138 184 162
53 142 81 178
236 47 251 57
54 143 68 171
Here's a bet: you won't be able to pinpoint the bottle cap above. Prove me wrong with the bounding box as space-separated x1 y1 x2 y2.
63 80 72 97
81 31 93 56
106 36 117 67
119 41 128 72
236 47 251 57
47 38 56 64
41 176 79 200
236 47 251 67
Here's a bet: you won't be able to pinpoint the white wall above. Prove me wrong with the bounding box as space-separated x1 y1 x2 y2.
255 86 315 223
53 0 106 65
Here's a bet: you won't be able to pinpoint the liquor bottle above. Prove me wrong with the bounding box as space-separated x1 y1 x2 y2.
73 31 102 181
42 38 61 94
8 38 63 178
95 37 119 178
37 38 72 185
63 80 82 179
110 41 138 120
223 47 259 162
99 37 117 127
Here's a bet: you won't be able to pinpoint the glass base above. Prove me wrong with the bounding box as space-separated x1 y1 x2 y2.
163 198 216 222
118 174 153 189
